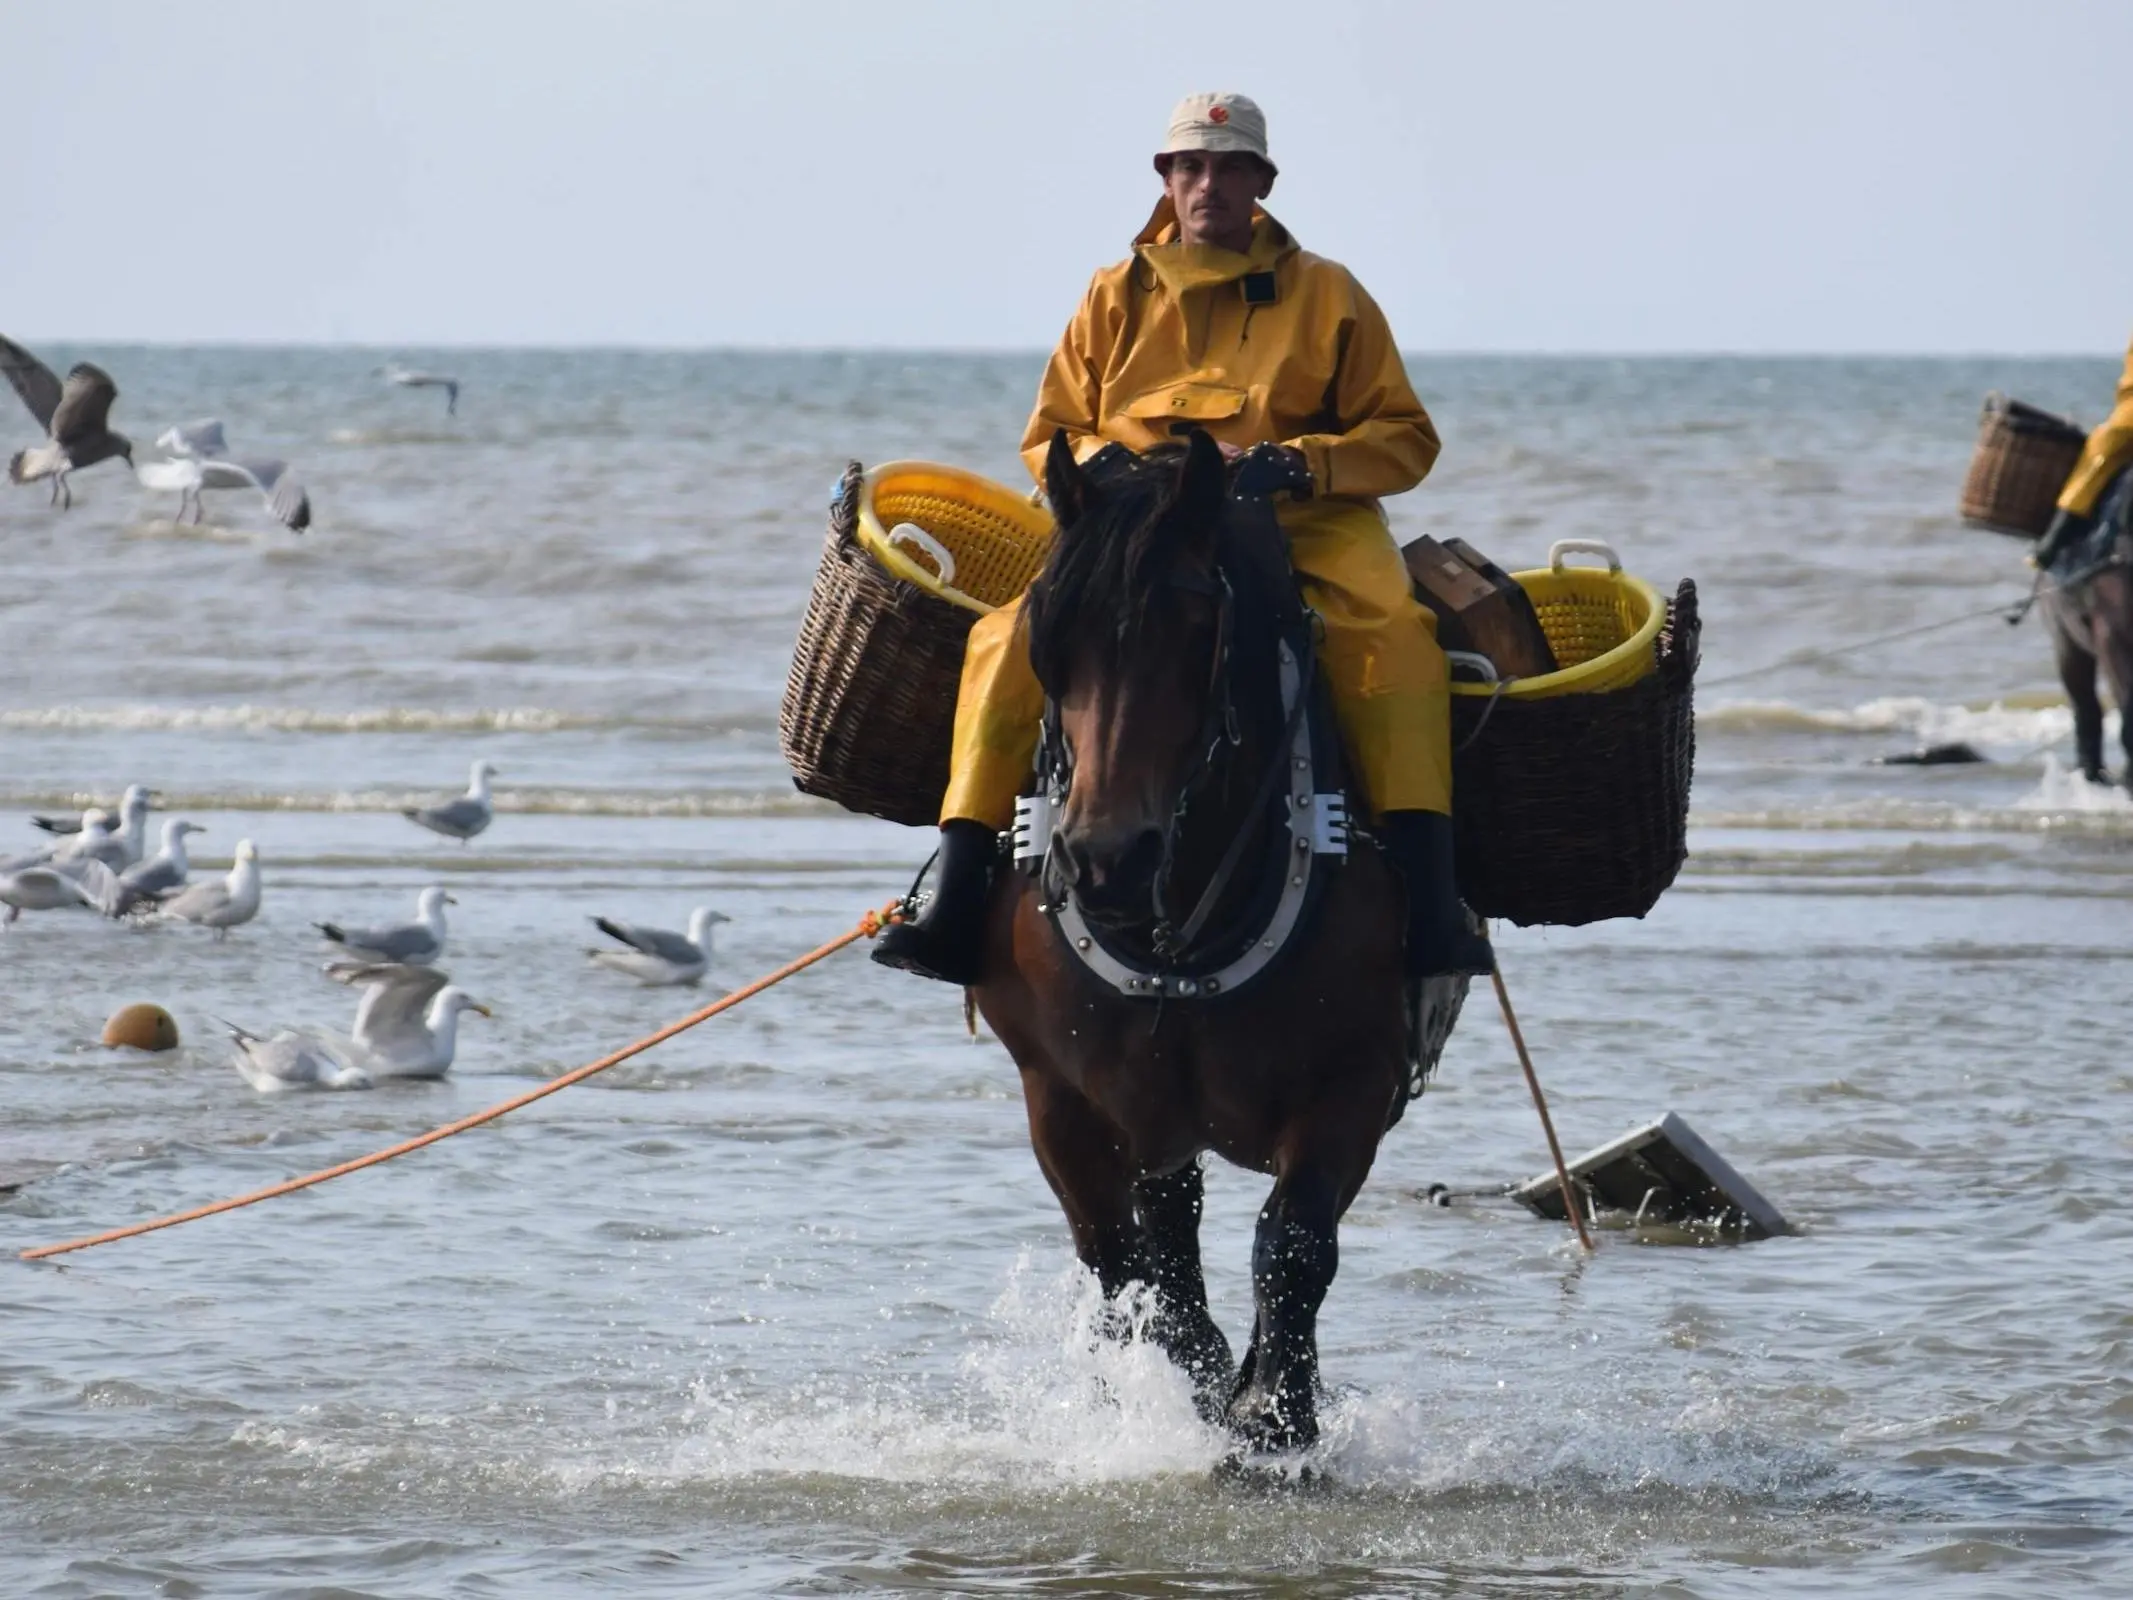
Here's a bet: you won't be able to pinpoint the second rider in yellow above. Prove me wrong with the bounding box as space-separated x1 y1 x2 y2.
875 93 1492 987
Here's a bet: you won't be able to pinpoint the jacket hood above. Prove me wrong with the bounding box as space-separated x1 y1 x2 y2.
1133 199 1299 295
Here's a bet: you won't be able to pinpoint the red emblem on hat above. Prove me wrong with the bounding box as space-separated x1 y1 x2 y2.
1208 104 1230 124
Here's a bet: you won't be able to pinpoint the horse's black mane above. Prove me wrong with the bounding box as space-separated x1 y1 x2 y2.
1021 443 1302 715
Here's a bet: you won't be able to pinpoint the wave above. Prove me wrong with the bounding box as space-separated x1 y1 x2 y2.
1699 694 2083 753
0 785 844 820
0 704 745 736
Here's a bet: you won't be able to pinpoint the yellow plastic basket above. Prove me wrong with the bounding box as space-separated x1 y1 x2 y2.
1448 540 1664 701
857 462 1056 615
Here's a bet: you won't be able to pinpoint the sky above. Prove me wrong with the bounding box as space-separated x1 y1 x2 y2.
6 0 2129 353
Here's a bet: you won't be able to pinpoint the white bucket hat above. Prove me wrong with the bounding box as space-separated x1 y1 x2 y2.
1156 92 1276 175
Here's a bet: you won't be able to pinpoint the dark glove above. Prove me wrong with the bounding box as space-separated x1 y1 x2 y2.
1229 443 1313 503
2033 507 2094 570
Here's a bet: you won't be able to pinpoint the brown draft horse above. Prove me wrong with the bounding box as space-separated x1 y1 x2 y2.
2039 469 2133 788
971 429 1452 1455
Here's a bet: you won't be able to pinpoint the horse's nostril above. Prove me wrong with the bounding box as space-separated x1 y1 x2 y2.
1118 828 1164 888
1063 825 1165 912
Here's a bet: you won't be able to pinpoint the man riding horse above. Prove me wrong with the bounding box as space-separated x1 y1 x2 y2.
875 92 1492 986
2030 335 2133 787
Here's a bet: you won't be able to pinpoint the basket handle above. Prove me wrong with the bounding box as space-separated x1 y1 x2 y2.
1446 650 1501 684
1548 539 1623 575
887 522 957 586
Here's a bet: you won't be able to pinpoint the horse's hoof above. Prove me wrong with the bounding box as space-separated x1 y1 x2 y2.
1224 1392 1318 1457
1213 1445 1328 1490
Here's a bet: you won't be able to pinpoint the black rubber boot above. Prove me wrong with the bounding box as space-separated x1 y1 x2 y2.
2033 507 2094 574
1376 810 1494 979
870 819 997 986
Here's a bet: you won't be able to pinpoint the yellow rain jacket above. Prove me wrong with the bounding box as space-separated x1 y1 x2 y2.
2059 335 2133 517
941 201 1452 830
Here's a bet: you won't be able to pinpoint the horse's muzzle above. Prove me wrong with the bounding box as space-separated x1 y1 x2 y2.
1060 824 1165 925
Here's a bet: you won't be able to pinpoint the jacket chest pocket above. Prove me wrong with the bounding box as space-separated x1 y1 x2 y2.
1121 380 1248 434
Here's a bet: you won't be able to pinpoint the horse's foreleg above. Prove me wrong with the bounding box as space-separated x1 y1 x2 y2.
2089 586 2133 793
1228 1162 1342 1453
1019 1067 1147 1303
2049 608 2107 782
1134 1160 1234 1411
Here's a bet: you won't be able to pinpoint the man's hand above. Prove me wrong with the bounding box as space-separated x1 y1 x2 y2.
1228 442 1313 501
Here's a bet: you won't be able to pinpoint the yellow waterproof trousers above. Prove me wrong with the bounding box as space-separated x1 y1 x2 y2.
939 498 1452 829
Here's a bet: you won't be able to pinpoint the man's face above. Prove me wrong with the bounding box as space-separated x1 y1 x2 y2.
1159 150 1273 250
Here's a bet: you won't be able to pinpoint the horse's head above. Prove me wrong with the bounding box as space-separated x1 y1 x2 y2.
1023 430 1292 924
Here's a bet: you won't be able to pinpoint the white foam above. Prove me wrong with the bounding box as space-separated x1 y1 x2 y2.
660 1254 1226 1487
1701 695 2084 758
2014 754 2133 814
0 704 618 734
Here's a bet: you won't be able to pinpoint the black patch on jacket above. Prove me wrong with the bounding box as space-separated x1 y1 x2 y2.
1240 272 1279 306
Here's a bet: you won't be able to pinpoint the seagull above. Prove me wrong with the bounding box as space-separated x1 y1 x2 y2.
316 885 454 965
222 1020 372 1093
137 420 311 533
1 336 133 508
404 761 496 844
322 961 490 1080
106 818 205 917
377 364 460 416
0 865 98 924
587 907 730 987
31 785 154 860
47 809 130 873
156 839 261 937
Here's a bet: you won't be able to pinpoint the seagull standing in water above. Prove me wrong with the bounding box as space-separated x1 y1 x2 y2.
107 818 205 917
137 419 311 532
157 839 261 937
31 784 154 864
404 761 496 844
323 961 491 1079
1 335 133 508
316 885 454 965
377 365 460 416
48 809 129 873
587 907 730 987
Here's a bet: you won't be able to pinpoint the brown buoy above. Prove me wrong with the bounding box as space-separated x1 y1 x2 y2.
102 1003 180 1053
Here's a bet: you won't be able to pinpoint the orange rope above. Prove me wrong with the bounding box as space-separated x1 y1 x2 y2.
20 902 902 1263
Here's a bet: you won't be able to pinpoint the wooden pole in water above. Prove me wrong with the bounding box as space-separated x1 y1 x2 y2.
1489 962 1595 1252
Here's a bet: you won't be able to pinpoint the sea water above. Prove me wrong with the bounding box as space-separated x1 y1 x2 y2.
3 350 2129 1596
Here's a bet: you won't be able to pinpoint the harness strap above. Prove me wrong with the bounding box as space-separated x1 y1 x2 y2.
1159 642 1314 959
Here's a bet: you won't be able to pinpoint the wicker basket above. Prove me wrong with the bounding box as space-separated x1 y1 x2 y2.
1449 558 1699 929
1961 393 2087 538
780 462 1054 827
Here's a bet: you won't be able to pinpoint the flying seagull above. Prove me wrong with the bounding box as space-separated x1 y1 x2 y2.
317 885 454 965
404 760 496 843
138 420 310 532
222 1019 373 1093
156 838 261 937
1 335 133 507
587 906 730 987
378 364 460 416
322 960 490 1080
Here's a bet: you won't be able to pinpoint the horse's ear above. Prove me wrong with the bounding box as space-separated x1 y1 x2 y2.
1174 428 1227 538
1044 430 1086 530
